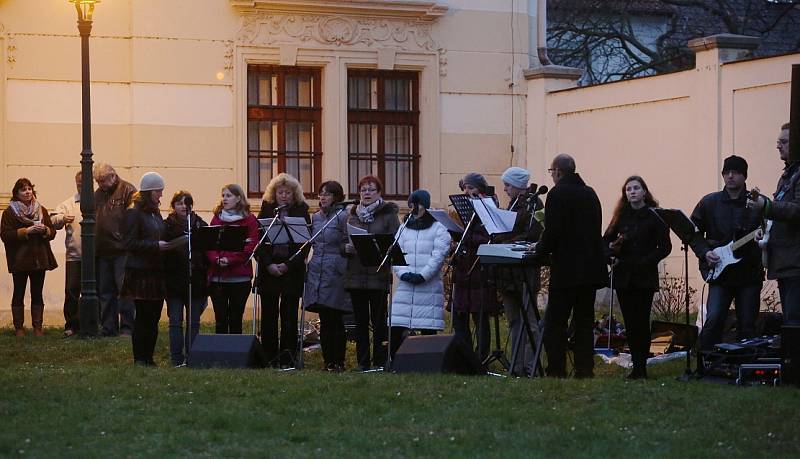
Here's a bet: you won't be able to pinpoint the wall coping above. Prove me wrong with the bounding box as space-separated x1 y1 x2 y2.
524 65 583 81
687 34 761 53
229 0 449 20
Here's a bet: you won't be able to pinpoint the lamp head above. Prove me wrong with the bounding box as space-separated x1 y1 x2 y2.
70 0 99 22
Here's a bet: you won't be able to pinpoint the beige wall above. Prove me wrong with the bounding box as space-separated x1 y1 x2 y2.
527 38 799 309
0 0 535 325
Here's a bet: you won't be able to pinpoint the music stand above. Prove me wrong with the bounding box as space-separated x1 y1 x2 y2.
351 232 408 371
652 208 699 380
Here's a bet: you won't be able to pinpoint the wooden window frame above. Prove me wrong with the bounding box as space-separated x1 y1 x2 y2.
247 64 323 198
347 69 420 200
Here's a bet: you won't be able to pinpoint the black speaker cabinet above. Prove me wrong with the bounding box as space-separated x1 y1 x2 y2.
782 325 800 386
187 334 266 369
392 334 484 375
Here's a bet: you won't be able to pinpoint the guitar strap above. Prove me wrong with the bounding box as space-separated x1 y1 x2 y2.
775 163 800 202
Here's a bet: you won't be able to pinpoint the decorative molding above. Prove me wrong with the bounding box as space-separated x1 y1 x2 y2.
230 0 448 21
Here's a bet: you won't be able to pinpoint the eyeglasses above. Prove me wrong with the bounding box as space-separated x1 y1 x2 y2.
547 168 557 174
360 188 378 194
318 192 332 198
778 139 789 145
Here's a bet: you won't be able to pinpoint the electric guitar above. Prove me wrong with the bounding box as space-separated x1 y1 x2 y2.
704 188 764 282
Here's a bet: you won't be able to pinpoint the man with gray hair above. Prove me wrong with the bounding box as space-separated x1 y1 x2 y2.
93 163 137 336
51 171 83 337
534 154 606 378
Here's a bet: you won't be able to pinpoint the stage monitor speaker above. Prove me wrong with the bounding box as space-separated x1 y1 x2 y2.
782 325 800 386
651 321 698 351
392 334 484 375
187 334 266 369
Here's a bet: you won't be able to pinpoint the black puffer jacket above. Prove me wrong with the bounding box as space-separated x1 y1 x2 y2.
122 203 165 270
689 189 763 286
163 212 209 298
603 206 672 291
535 172 607 290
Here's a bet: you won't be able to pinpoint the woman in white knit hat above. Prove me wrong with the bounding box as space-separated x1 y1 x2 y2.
121 172 169 366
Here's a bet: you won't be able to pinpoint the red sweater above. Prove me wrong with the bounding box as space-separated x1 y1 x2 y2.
206 213 259 282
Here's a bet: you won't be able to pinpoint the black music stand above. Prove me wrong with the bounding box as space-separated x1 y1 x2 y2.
350 233 407 371
652 208 700 380
192 225 247 253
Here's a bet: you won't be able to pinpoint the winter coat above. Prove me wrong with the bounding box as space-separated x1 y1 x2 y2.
163 212 209 299
303 207 352 313
344 201 401 292
689 189 763 286
765 162 800 279
257 201 311 297
451 223 500 314
51 193 82 262
95 179 136 256
122 204 166 271
603 206 672 291
535 172 607 290
0 204 58 273
206 214 259 283
391 214 452 330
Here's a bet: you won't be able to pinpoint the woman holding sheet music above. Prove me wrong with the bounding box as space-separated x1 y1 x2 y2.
258 173 311 368
344 175 400 371
304 180 352 372
206 184 259 335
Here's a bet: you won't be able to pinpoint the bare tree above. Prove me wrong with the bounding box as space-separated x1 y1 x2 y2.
548 0 800 85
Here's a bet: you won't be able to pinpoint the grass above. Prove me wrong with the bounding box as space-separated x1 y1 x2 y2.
1 324 799 458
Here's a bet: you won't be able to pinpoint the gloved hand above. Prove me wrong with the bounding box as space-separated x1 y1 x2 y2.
401 272 425 285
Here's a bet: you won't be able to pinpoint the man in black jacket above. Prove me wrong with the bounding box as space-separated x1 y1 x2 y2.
536 154 607 378
690 155 763 351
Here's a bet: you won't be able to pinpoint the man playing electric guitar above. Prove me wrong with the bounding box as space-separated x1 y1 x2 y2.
689 155 764 351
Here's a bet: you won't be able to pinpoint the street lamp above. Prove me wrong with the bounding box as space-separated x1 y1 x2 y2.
71 0 100 337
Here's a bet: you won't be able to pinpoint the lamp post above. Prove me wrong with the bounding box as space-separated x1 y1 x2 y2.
71 0 100 337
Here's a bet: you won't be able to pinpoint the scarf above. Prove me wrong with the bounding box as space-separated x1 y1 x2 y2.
218 209 245 223
9 199 41 226
355 199 383 224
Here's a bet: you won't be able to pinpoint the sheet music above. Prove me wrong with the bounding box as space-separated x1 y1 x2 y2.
347 224 368 236
428 209 464 233
283 216 311 242
471 197 516 234
258 218 291 244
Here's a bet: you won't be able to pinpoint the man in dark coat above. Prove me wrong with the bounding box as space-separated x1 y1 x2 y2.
535 154 607 378
753 123 800 325
94 163 137 336
689 155 763 350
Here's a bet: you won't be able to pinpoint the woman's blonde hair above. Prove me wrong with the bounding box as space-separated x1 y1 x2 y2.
262 172 305 205
213 183 251 216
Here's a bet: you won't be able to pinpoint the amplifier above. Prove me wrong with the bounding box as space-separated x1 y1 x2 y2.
736 363 781 387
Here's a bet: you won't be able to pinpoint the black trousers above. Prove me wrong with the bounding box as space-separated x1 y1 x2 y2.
350 289 388 369
543 287 597 378
452 311 490 361
260 292 299 366
616 289 655 374
64 261 81 332
317 307 347 368
389 327 437 358
210 282 250 334
12 270 45 307
132 299 163 364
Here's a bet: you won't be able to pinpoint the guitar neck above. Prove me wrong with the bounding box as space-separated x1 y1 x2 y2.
731 228 760 251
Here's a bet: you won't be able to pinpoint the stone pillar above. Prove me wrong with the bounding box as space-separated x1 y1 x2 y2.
524 65 582 180
688 34 760 189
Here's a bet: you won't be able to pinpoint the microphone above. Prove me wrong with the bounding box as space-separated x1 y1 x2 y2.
273 203 289 214
333 199 359 208
535 185 548 196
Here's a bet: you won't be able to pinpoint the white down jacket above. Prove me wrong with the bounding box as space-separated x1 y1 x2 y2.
391 219 451 330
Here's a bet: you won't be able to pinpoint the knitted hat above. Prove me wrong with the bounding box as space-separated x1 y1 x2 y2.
408 189 431 209
501 167 530 189
459 172 489 194
139 172 165 191
722 155 748 178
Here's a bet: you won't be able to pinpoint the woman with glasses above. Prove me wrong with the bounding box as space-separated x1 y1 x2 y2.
258 173 311 368
304 181 352 371
344 175 400 370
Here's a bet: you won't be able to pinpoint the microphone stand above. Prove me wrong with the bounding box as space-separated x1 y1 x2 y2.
449 212 477 333
184 206 194 366
248 208 282 337
375 210 414 372
286 204 347 370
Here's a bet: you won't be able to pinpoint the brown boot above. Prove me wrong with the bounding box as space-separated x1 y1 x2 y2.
31 304 44 337
11 305 25 336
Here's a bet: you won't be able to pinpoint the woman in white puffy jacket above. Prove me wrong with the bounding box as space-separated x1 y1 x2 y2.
390 189 452 357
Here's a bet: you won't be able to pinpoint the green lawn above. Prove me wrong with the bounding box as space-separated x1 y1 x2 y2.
1 326 798 458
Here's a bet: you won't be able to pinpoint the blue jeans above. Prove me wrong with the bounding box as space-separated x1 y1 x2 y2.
701 283 761 350
166 296 208 365
98 255 135 336
778 277 800 326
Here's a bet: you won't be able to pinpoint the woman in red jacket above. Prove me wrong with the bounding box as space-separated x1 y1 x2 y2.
206 184 259 334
